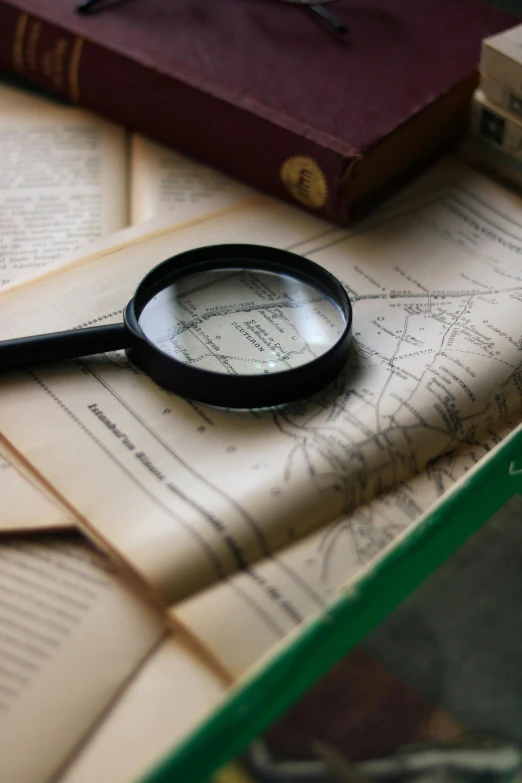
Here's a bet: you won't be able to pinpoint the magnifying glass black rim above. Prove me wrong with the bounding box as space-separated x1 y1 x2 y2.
124 244 353 408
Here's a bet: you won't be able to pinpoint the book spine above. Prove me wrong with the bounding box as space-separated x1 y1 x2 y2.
0 4 350 224
480 74 522 120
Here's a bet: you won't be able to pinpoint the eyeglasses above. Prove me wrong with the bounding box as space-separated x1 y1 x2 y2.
75 0 348 36
284 1 346 34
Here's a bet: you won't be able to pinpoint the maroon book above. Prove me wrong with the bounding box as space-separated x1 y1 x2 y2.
0 0 515 224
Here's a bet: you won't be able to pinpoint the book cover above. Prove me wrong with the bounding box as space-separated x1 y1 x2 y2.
0 0 516 224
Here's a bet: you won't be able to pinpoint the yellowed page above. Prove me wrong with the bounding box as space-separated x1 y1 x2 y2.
176 425 514 677
0 83 128 290
0 439 73 532
130 134 253 225
1 185 263 298
0 81 127 532
19 444 512 783
0 533 167 783
58 634 225 783
0 198 334 603
1 159 521 617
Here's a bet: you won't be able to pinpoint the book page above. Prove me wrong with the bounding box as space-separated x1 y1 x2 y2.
0 83 128 290
58 634 225 783
130 134 253 225
176 424 514 677
0 533 167 783
1 175 262 300
1 160 521 619
0 438 73 533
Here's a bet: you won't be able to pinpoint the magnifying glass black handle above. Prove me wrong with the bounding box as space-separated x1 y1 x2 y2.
0 324 130 371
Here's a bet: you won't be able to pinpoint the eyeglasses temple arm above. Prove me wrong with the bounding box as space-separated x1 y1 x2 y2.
308 4 347 34
76 0 110 14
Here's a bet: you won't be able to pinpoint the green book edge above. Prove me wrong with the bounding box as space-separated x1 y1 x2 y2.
138 424 522 783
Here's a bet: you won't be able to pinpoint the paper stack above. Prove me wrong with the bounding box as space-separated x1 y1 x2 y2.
6 74 522 783
460 23 522 188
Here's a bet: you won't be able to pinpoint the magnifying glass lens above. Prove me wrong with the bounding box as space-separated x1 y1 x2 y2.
0 245 353 409
137 267 347 378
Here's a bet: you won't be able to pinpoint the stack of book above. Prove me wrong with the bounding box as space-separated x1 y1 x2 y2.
461 23 522 188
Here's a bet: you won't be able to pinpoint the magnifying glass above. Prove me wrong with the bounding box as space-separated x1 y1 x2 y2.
0 244 353 408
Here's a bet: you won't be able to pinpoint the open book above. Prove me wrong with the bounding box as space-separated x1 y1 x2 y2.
0 79 254 783
0 81 252 291
2 153 522 782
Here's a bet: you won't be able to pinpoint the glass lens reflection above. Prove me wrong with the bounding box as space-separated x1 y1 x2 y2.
138 267 346 376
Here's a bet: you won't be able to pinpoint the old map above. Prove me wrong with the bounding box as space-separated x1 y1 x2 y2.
1 171 522 672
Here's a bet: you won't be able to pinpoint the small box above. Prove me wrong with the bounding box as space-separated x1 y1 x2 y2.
480 73 522 120
469 88 522 156
480 23 522 95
